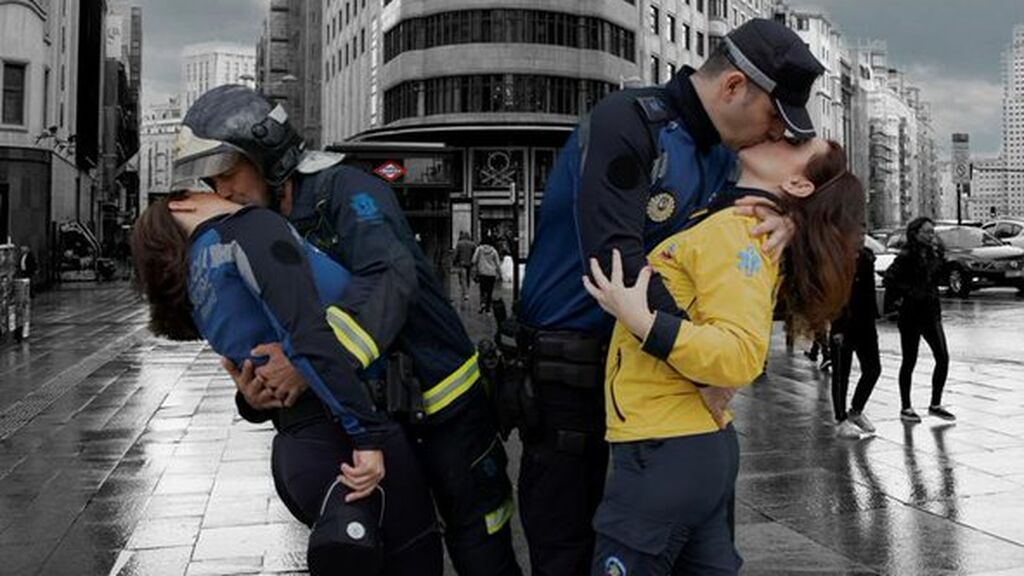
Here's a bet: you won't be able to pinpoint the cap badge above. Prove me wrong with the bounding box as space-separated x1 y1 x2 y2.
647 192 677 223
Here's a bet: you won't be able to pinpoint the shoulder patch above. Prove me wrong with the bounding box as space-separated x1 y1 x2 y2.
350 193 382 222
737 244 763 278
635 95 671 123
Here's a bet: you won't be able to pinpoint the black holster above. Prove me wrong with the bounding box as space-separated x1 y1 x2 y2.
364 353 426 425
477 319 541 441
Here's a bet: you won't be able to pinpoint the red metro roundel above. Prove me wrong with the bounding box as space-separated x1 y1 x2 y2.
374 160 407 182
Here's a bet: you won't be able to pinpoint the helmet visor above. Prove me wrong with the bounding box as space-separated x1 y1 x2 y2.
170 125 246 190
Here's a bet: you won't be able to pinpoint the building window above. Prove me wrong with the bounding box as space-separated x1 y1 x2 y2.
683 23 691 51
361 28 366 54
649 5 660 35
651 55 661 84
697 31 705 57
697 0 704 13
384 9 636 64
385 74 617 124
797 16 808 31
668 63 677 78
709 35 722 54
2 62 27 125
668 14 676 43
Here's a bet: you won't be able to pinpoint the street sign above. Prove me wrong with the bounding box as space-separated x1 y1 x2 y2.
952 133 971 185
373 160 407 182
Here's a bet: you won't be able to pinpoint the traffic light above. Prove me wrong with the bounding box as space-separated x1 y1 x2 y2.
990 206 997 219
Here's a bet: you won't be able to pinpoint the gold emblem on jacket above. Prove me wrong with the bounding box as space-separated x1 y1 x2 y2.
647 192 676 223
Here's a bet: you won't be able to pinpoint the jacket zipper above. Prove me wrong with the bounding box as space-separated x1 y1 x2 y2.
609 349 626 422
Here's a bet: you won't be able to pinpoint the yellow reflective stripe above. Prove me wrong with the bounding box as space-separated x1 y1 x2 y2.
325 306 380 368
485 498 514 535
422 353 480 416
327 318 371 367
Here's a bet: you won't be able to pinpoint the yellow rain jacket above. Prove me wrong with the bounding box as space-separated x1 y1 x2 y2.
605 209 781 442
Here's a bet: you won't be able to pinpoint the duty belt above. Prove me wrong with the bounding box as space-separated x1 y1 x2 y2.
518 325 608 388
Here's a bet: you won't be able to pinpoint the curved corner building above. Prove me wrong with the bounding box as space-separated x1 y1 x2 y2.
320 0 765 262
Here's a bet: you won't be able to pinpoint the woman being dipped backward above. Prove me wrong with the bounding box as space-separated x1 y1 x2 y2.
582 137 865 576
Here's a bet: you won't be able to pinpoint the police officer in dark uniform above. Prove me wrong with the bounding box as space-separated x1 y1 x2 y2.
172 85 521 576
515 19 824 576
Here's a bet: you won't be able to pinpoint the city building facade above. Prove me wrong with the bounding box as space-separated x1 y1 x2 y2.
316 0 777 273
970 155 1007 221
182 42 256 109
100 0 141 250
0 0 106 284
774 4 844 143
257 0 323 148
138 97 182 211
1001 24 1024 216
845 40 938 229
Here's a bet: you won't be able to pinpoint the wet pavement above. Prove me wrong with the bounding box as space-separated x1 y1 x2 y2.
2 281 1024 575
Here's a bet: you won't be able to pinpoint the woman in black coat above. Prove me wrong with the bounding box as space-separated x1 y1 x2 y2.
885 217 954 422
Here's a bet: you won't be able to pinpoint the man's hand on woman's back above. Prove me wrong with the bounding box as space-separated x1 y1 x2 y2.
734 195 794 262
221 342 309 410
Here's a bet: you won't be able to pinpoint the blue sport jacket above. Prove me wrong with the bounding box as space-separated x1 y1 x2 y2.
188 206 396 449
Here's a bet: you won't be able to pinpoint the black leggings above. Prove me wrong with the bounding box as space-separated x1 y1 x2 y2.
270 419 443 576
830 332 882 422
897 315 950 409
478 275 497 311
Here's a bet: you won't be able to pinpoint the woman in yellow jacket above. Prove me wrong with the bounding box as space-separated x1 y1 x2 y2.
583 138 865 576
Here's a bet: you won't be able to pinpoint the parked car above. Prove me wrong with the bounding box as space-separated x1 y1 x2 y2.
864 235 896 316
934 225 1024 297
982 218 1024 249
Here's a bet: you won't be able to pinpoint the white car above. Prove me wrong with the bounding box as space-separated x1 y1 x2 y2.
982 219 1024 249
864 235 895 315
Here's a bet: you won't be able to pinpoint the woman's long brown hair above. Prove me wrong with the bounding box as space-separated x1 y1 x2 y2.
130 194 202 341
781 140 866 335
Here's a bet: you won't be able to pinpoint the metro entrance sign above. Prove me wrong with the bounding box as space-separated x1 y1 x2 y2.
373 160 407 182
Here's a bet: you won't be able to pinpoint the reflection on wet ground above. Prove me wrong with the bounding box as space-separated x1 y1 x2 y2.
1 283 1023 574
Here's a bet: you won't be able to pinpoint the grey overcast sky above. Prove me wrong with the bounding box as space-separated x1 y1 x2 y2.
139 0 1023 157
139 0 266 109
790 0 1024 158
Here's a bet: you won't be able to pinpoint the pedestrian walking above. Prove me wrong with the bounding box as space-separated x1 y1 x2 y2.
16 246 36 280
514 19 823 575
885 216 955 422
582 138 865 576
453 231 476 302
804 329 832 370
830 244 882 439
472 236 501 314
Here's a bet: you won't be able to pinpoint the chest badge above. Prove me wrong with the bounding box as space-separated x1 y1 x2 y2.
646 192 676 223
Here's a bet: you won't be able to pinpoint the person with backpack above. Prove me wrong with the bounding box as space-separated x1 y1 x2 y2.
171 86 521 576
453 231 477 303
515 19 824 575
472 235 502 314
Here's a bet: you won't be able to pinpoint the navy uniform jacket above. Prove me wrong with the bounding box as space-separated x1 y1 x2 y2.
289 163 481 420
188 206 397 449
520 68 736 338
